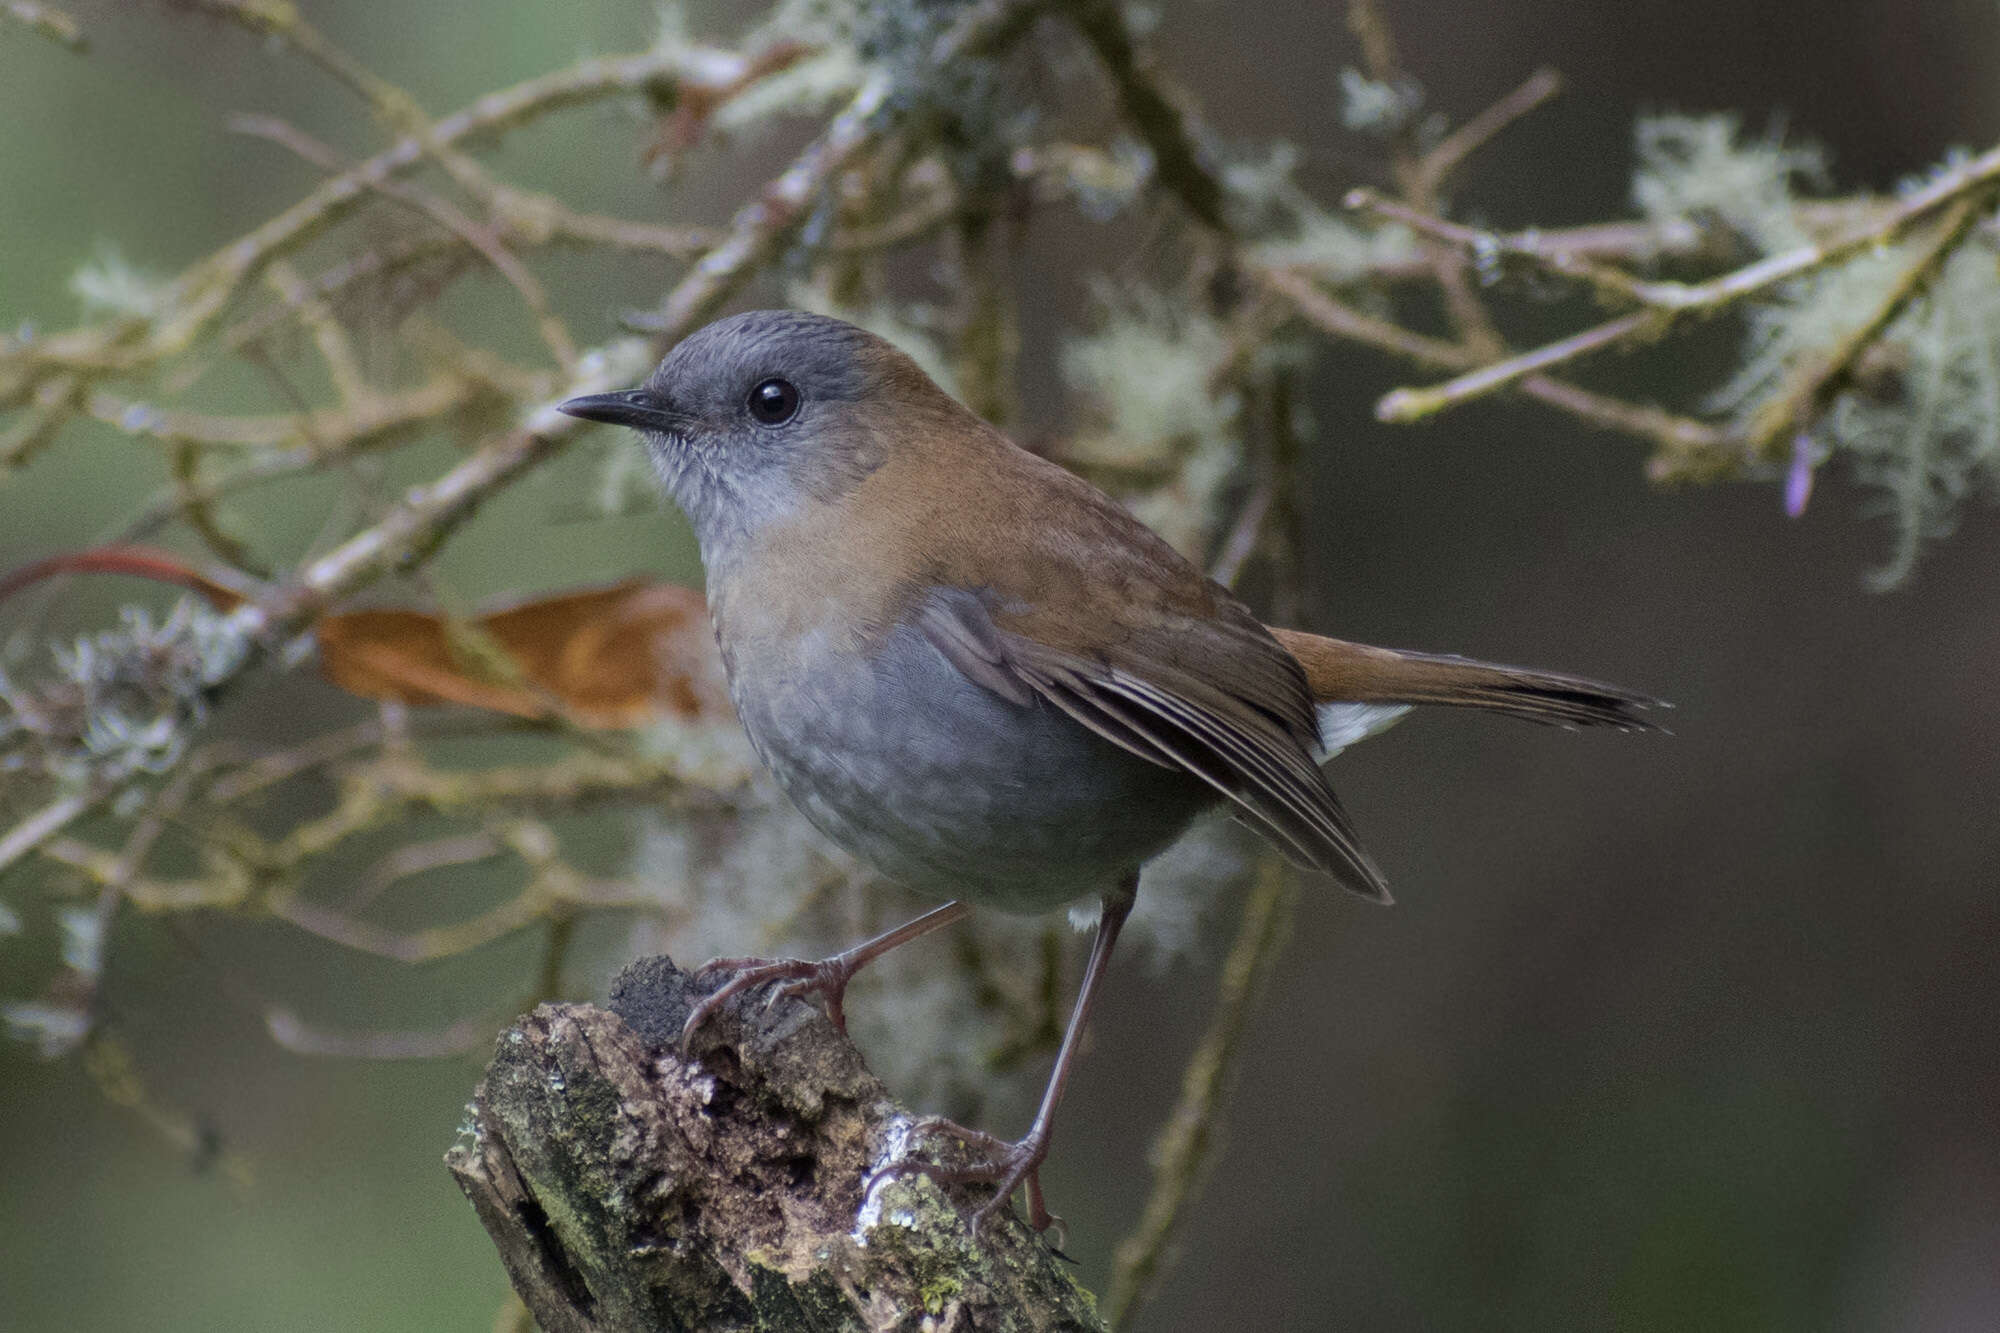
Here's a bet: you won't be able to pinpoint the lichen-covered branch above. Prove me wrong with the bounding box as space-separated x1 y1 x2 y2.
1104 854 1296 1329
0 42 766 398
633 0 1054 344
1063 0 1227 233
1365 140 2000 441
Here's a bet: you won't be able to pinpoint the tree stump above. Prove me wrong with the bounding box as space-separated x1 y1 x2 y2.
446 956 1106 1332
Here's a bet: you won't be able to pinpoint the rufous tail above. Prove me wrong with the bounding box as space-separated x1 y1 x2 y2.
1269 628 1663 731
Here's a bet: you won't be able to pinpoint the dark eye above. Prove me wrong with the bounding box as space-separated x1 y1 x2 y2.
747 377 800 425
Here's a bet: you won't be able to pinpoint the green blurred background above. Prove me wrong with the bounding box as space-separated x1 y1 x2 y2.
4 1 1998 1329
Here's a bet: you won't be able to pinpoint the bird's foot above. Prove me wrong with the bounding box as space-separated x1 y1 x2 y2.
680 953 859 1052
869 1116 1062 1240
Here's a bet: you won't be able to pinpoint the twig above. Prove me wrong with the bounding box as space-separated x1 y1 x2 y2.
228 114 578 373
3 0 83 49
0 785 110 878
1104 851 1297 1324
82 1032 252 1187
177 0 426 131
503 201 716 259
1345 186 1657 306
1741 194 1993 459
623 60 897 337
40 839 252 911
86 375 483 452
4 42 775 383
1377 308 1662 423
1344 0 1403 90
1374 138 2000 423
181 0 717 295
270 884 557 965
1411 66 1563 199
200 720 387 805
265 1008 498 1058
1342 1 1511 361
221 215 711 359
262 260 369 406
1259 266 1729 454
532 910 577 1004
341 830 505 913
826 183 962 252
1522 377 1732 454
952 208 1022 425
0 372 82 468
631 0 1053 343
1208 468 1274 591
1259 265 1466 365
1064 0 1228 232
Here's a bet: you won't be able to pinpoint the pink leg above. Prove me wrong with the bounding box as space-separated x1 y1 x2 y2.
871 875 1137 1236
681 900 973 1051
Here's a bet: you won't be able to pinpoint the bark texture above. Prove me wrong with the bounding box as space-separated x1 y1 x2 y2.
446 956 1106 1332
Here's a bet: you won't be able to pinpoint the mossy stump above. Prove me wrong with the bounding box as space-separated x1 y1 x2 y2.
447 956 1105 1332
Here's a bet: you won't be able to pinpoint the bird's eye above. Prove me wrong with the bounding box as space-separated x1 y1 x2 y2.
746 377 800 425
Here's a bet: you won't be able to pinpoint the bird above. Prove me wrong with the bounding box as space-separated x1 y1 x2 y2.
559 309 1659 1235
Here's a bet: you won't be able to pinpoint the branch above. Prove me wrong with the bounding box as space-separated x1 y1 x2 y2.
1259 266 1730 455
1105 854 1296 1328
1410 67 1562 199
85 375 482 451
1370 139 2000 426
217 393 618 642
448 955 1105 1332
0 40 774 393
0 785 110 878
3 0 83 50
630 0 1056 343
1341 1 1509 361
1375 308 1663 423
1345 186 1659 306
190 0 1052 687
1738 194 1991 461
1064 0 1228 232
227 114 578 372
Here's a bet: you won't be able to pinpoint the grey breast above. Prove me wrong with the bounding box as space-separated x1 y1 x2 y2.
728 614 1215 912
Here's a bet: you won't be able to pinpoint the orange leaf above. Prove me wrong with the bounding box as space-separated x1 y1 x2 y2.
315 580 727 728
0 547 725 730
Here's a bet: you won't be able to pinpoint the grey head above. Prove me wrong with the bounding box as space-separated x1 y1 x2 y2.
559 310 955 562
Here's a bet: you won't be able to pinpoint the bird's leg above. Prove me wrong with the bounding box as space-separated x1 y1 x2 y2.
680 899 973 1050
870 876 1137 1237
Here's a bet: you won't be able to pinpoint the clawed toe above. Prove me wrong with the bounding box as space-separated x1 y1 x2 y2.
678 904 971 1057
869 1118 1059 1236
774 960 851 1031
680 955 855 1052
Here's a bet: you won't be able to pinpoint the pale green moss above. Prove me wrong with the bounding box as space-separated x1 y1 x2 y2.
1632 112 1827 253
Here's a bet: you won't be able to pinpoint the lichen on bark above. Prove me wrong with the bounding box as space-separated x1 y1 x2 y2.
447 955 1105 1332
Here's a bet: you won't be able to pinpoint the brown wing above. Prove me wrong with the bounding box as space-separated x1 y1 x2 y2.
998 629 1389 902
907 449 1390 902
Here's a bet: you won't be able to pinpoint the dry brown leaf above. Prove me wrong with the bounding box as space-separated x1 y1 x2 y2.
315 580 726 728
0 547 728 730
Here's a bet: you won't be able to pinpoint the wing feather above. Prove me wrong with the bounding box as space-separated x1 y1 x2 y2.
921 592 1390 901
